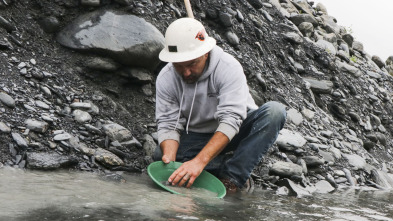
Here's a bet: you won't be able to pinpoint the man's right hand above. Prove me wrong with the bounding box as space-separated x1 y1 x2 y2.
160 139 179 164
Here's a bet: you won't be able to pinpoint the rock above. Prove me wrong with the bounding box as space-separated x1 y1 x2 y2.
0 121 11 133
70 102 92 110
94 147 124 167
352 41 364 53
289 14 318 27
102 123 133 142
143 134 156 157
38 16 60 33
0 92 15 108
275 129 307 151
35 100 50 110
343 168 356 186
120 68 153 84
283 32 303 44
56 10 164 69
320 15 341 35
303 78 333 94
301 108 314 120
372 55 385 68
315 3 328 14
302 156 325 167
85 57 121 72
298 22 313 38
11 133 28 149
316 39 336 55
225 31 240 46
386 56 393 75
270 161 303 177
26 152 78 170
342 154 367 170
53 133 72 141
286 108 303 126
0 15 15 32
24 119 49 133
80 0 100 6
370 169 393 189
246 0 263 9
72 110 92 123
276 178 312 197
342 34 354 47
315 180 335 193
218 10 233 27
366 71 382 79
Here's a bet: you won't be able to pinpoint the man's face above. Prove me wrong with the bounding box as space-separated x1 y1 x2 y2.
173 53 209 84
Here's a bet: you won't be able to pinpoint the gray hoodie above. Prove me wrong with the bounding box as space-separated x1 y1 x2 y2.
156 46 257 145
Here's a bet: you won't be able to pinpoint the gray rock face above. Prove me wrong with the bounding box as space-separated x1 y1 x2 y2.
26 152 78 170
303 78 333 94
289 14 318 27
25 119 49 133
336 61 362 77
270 161 303 177
102 123 133 142
56 10 164 69
0 92 15 108
275 129 307 151
11 133 28 149
0 121 11 133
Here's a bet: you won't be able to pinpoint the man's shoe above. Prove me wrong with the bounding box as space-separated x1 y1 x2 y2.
220 177 254 193
220 178 238 193
241 177 254 193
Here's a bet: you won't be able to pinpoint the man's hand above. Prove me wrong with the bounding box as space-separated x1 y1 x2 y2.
168 158 205 188
160 139 179 164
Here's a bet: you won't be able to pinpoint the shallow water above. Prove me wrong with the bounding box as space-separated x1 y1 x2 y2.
0 167 392 221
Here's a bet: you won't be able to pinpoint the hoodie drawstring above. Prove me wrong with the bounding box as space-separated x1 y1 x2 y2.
186 81 198 134
174 82 198 134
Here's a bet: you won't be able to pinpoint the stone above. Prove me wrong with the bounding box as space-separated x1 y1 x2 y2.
120 68 153 84
315 180 335 193
0 92 15 108
275 129 307 151
289 14 318 27
298 22 313 38
283 32 303 44
94 147 124 167
303 78 333 94
302 156 325 167
38 16 60 33
342 34 354 47
73 110 92 123
26 152 78 170
24 119 49 133
225 31 240 46
102 123 133 142
276 178 312 197
342 154 367 170
56 10 164 69
11 133 28 149
35 100 50 110
316 39 336 55
143 134 156 157
352 41 364 53
301 108 314 120
0 121 11 133
270 161 303 177
372 55 385 68
336 61 362 77
54 133 72 141
85 57 121 72
286 108 303 125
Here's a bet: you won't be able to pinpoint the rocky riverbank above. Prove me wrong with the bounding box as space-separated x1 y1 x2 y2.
1 0 393 196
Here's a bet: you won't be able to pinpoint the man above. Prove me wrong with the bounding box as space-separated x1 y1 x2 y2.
154 18 286 192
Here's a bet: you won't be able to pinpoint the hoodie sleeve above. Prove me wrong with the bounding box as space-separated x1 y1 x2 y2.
155 67 185 145
214 56 249 140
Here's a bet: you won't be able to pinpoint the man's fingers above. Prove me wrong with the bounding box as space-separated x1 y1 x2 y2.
186 176 196 188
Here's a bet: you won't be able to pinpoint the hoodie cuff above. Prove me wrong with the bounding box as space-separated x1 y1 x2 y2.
158 130 180 145
216 123 237 141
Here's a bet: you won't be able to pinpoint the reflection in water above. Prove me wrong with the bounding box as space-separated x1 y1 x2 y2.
0 167 392 221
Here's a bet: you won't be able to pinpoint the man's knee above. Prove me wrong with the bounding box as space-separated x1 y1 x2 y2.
261 101 287 127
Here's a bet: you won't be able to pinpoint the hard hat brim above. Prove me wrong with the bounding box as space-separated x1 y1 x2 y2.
159 38 216 63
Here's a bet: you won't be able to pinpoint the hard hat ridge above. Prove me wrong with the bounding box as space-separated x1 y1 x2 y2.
159 18 216 63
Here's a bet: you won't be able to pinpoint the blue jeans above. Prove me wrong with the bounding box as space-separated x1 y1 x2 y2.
154 101 286 188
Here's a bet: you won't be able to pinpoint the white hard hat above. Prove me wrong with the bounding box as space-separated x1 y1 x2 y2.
159 18 216 63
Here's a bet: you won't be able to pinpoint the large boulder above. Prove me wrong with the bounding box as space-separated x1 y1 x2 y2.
56 10 164 69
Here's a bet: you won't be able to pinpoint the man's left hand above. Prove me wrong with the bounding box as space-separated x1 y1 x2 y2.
168 159 205 188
